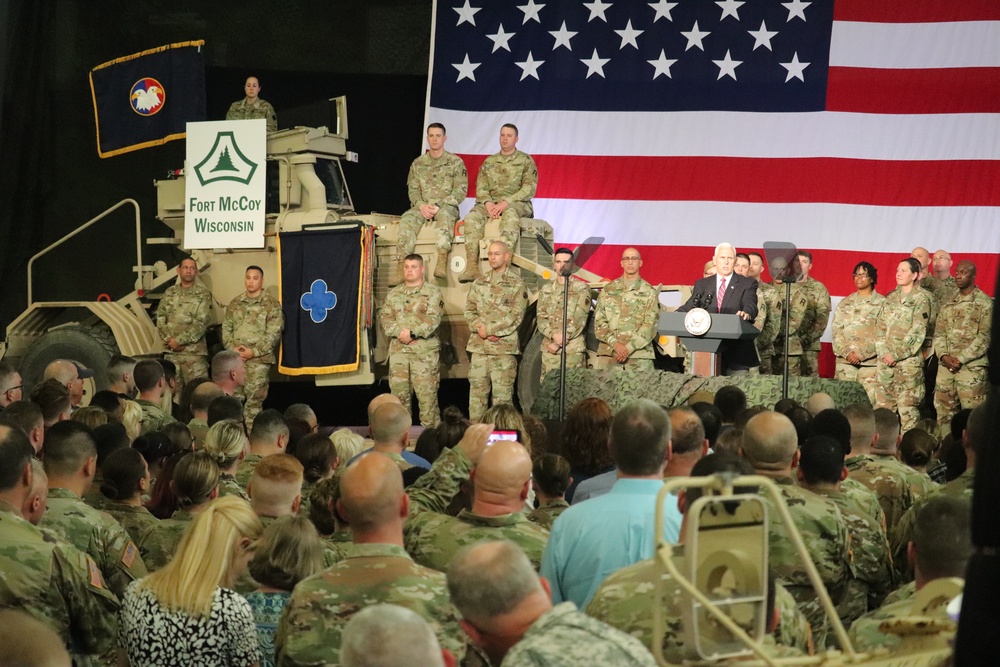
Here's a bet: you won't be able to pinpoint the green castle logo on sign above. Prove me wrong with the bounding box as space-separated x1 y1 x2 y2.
193 131 258 186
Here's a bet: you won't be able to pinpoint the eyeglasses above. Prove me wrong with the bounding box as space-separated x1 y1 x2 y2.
621 257 641 262
2 385 22 394
852 273 870 278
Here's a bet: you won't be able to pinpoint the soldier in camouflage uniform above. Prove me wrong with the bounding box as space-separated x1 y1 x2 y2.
157 257 212 400
747 252 782 375
832 261 885 405
769 276 810 376
933 260 992 427
275 451 466 667
923 249 959 304
380 254 445 427
133 359 177 434
226 76 277 132
593 248 660 369
0 425 120 663
793 251 831 377
39 422 147 600
395 123 467 284
223 265 284 429
537 248 592 382
875 258 932 432
459 124 538 283
464 241 527 422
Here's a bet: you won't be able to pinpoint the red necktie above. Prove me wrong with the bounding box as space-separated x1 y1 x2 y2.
717 277 726 312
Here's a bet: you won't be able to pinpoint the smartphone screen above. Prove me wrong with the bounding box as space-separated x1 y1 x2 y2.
487 430 519 445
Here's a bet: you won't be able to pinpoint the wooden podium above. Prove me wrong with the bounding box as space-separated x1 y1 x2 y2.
659 311 760 377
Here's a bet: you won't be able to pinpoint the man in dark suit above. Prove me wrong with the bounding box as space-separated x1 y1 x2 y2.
677 243 759 375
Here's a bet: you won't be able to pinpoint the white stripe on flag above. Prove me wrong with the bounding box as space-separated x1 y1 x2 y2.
830 20 1000 69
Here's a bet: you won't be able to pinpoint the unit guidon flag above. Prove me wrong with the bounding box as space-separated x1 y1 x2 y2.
89 41 206 158
278 226 366 374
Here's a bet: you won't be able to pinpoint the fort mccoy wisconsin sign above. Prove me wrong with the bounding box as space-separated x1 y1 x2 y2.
184 119 266 248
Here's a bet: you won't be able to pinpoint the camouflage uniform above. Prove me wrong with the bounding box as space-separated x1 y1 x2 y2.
593 277 659 369
399 150 467 256
766 477 854 649
933 286 992 426
157 280 212 398
404 508 549 572
769 282 810 376
922 275 959 305
537 277 592 381
223 291 284 428
870 454 937 503
136 398 176 435
464 268 527 422
754 281 782 375
875 288 932 432
796 277 831 377
235 452 264 489
226 97 277 132
40 487 147 600
0 501 120 661
103 501 159 546
848 579 961 652
188 417 208 449
586 550 812 661
463 150 538 254
845 455 915 539
137 508 196 571
527 499 570 531
219 471 251 503
380 281 445 427
274 542 466 667
840 478 886 533
503 601 658 667
832 290 886 405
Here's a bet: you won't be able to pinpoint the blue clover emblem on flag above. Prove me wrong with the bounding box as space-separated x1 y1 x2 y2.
300 279 337 323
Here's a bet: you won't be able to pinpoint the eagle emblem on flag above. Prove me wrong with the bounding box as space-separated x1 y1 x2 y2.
130 77 165 116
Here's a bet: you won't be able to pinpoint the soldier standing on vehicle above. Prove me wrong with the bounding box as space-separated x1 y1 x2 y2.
379 254 445 428
464 241 527 422
593 248 659 369
223 265 284 429
537 248 591 382
394 124 467 286
226 76 276 132
157 258 212 401
458 124 538 283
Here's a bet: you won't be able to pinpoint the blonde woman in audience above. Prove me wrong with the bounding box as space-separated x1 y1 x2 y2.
481 403 531 452
71 405 108 428
122 400 144 442
204 419 251 502
119 496 263 667
244 515 325 667
329 428 365 464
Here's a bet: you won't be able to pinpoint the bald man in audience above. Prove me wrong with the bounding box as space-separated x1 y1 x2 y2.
43 360 85 408
664 407 708 478
351 402 431 471
805 392 835 416
405 438 549 571
275 451 466 667
188 381 225 448
341 604 455 667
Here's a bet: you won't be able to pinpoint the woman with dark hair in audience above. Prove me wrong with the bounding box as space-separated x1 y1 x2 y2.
101 447 158 543
119 496 263 667
134 431 182 494
436 405 469 451
160 422 195 454
307 475 351 548
560 397 614 503
138 451 221 571
414 427 442 465
528 453 572 530
899 428 940 498
290 433 337 515
284 418 313 455
244 515 324 667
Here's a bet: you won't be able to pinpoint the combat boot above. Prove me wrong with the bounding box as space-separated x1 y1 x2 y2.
388 257 405 287
434 249 449 280
458 245 480 283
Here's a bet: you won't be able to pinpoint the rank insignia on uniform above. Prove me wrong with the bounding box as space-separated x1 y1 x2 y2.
122 541 139 568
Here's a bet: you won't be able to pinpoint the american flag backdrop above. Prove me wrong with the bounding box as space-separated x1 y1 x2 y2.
424 0 1000 373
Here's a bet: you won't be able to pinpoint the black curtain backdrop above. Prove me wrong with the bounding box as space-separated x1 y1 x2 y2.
0 0 431 330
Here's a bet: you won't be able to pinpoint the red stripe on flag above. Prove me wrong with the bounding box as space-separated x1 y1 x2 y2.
461 155 1000 206
562 244 998 299
827 67 1000 114
833 1 1000 23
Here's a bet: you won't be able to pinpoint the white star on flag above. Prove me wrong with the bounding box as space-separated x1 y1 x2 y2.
614 20 643 49
517 0 545 24
747 20 778 51
713 49 743 80
583 0 612 22
453 0 481 27
516 52 545 80
580 48 611 78
782 0 811 22
549 21 578 50
487 24 515 53
647 50 678 79
648 0 678 22
780 52 810 81
681 21 710 51
715 0 745 21
453 54 481 82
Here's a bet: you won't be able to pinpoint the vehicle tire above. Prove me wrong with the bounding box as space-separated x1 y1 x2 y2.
20 325 120 394
517 329 544 413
